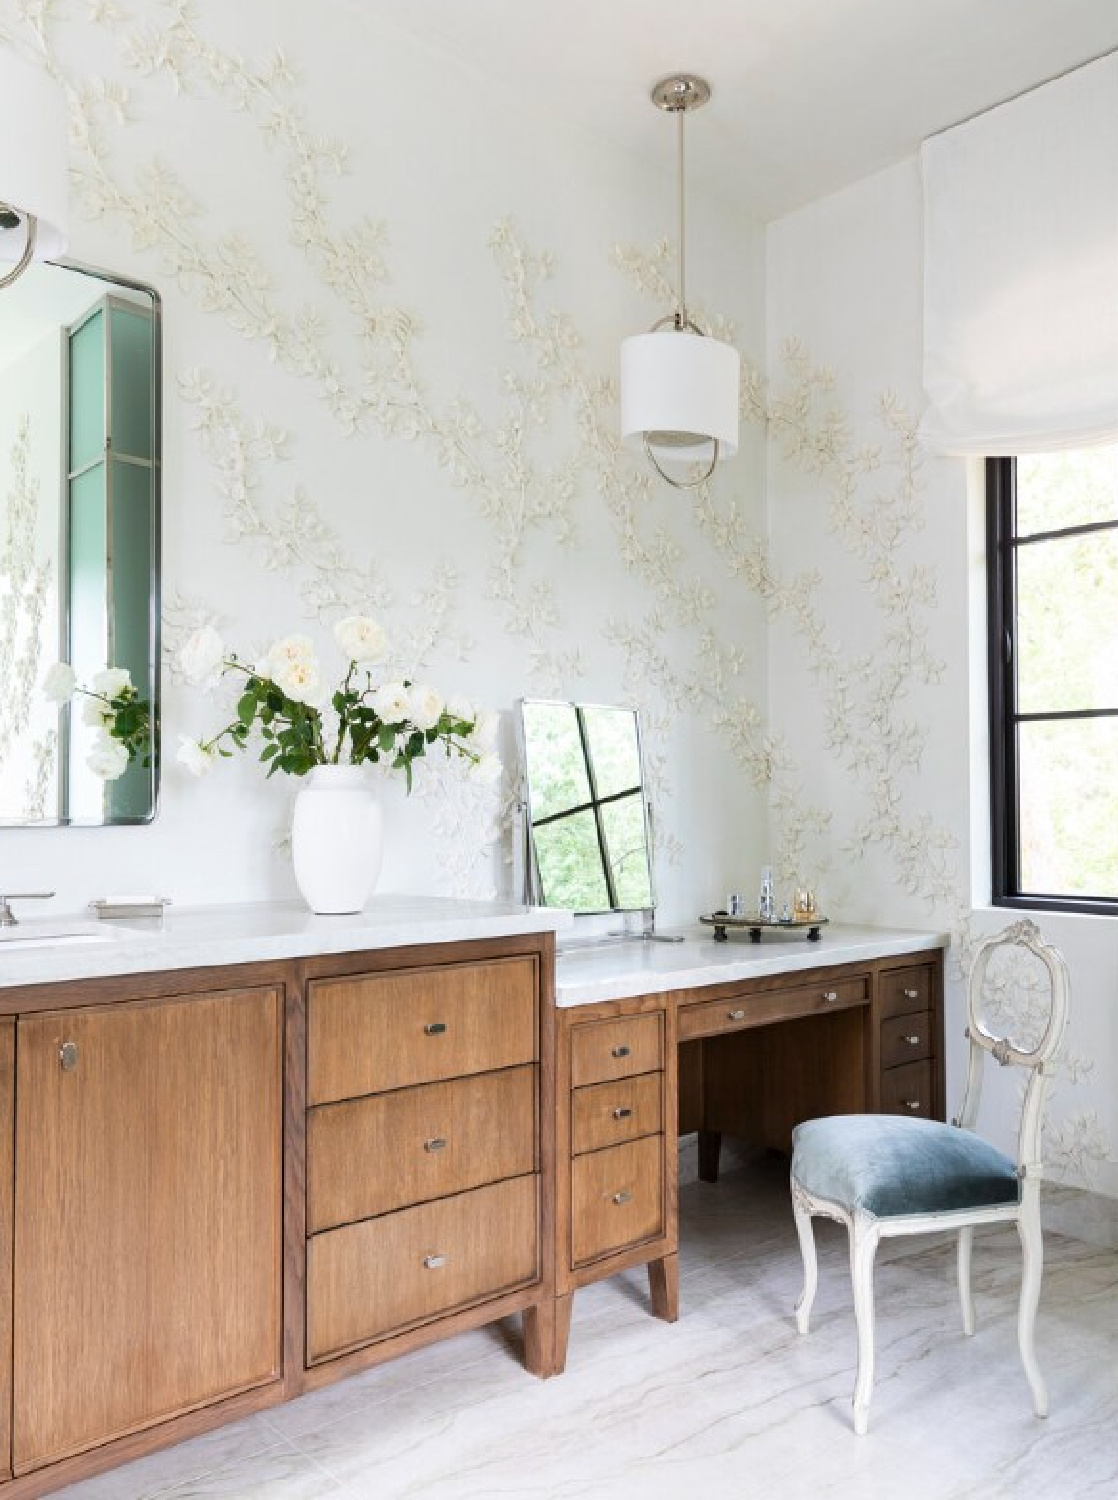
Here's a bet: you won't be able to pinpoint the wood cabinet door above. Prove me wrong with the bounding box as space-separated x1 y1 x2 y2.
12 988 283 1475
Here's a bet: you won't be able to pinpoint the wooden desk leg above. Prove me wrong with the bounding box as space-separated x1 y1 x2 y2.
698 1129 722 1183
524 1295 573 1378
648 1253 679 1323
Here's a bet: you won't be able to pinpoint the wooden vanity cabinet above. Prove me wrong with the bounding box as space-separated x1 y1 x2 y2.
302 946 555 1381
11 985 284 1477
553 995 678 1372
875 956 945 1120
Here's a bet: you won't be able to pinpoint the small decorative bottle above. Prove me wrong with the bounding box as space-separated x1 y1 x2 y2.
758 866 775 922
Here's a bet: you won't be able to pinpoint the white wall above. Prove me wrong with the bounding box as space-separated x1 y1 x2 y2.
766 160 1117 1197
0 2 767 921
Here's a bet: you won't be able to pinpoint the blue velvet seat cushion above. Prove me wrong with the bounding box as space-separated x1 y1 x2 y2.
791 1114 1019 1219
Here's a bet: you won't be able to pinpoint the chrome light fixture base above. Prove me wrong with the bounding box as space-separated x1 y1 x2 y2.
650 74 711 114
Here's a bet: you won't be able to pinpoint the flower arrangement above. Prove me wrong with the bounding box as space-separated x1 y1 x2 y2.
42 662 152 780
176 617 501 789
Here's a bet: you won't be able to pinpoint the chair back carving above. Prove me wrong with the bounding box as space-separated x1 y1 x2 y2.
956 919 1070 1177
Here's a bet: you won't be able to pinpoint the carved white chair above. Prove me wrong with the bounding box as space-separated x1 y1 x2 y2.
789 919 1070 1435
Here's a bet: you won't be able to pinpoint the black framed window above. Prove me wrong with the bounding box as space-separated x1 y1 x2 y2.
987 448 1118 913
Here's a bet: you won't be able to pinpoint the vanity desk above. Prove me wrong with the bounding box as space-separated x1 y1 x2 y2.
0 903 944 1495
548 925 948 1371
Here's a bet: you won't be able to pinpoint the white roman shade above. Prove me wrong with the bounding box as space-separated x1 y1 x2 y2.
920 52 1118 455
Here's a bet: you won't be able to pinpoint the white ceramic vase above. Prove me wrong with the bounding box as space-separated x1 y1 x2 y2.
291 764 383 915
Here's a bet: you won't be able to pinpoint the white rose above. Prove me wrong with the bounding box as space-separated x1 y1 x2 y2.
82 696 113 729
371 682 411 723
42 661 77 704
444 694 474 726
407 684 443 732
473 710 500 751
334 615 388 665
468 752 503 785
92 667 132 698
264 633 316 680
271 656 322 706
176 735 216 777
178 625 226 688
86 735 129 781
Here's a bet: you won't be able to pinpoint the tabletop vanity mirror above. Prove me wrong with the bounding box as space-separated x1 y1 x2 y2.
0 261 161 825
518 699 676 942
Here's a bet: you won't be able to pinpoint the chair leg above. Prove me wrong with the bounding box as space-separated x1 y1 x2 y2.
1017 1198 1048 1417
792 1184 818 1335
850 1216 879 1436
957 1225 975 1336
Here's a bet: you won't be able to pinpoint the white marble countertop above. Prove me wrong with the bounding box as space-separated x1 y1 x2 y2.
554 924 950 1007
0 895 572 990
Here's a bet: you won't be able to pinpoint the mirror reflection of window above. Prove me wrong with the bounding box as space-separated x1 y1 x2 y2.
520 700 654 914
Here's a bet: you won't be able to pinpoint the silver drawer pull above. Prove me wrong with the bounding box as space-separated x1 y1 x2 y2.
904 1100 922 1111
424 1021 447 1036
612 1106 633 1120
822 990 839 1003
423 1253 447 1270
904 1034 922 1046
611 1044 631 1059
728 1008 746 1021
59 1041 78 1072
903 988 920 1000
612 1190 633 1206
424 1136 447 1153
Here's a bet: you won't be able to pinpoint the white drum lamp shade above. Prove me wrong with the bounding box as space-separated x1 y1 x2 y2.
621 329 740 463
0 49 69 265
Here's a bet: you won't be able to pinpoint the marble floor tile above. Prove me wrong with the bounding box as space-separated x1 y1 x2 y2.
49 1152 1118 1500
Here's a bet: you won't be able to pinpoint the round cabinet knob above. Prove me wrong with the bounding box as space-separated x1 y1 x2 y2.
904 1100 922 1112
424 1021 447 1036
611 1044 631 1059
903 988 920 999
424 1136 448 1153
904 1034 922 1046
423 1253 447 1270
59 1041 78 1072
822 991 839 1003
612 1190 633 1206
612 1106 633 1120
728 1008 746 1021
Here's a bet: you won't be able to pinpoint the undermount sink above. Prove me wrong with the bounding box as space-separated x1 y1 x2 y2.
0 922 125 951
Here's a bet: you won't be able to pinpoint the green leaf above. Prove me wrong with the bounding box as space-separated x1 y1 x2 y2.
238 692 257 728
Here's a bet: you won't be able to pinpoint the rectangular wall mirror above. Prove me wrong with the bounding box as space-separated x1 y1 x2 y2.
518 699 655 915
0 261 161 825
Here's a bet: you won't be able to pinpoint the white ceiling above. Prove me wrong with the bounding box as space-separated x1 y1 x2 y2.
356 0 1118 219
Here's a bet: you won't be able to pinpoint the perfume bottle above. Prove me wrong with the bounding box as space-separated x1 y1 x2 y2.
758 866 775 922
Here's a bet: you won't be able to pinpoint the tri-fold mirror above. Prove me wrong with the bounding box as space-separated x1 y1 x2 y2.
0 261 161 825
518 699 655 914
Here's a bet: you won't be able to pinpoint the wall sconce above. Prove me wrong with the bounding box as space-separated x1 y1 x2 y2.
621 74 740 490
0 49 69 291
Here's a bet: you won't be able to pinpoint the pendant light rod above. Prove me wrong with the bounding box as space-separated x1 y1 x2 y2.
650 73 710 331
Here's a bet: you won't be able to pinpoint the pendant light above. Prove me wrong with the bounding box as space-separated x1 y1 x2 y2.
621 74 740 489
0 49 69 292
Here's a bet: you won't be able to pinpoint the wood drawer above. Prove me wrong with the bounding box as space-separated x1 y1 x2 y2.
308 956 538 1104
571 1135 663 1267
880 1059 934 1118
880 1012 933 1070
678 973 869 1042
570 1013 662 1088
571 1071 662 1156
307 1065 537 1232
880 964 934 1020
306 1174 538 1363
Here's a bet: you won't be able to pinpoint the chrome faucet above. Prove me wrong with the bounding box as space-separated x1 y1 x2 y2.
0 892 55 927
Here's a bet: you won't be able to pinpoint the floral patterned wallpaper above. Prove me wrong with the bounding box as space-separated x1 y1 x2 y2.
1 2 1110 1195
